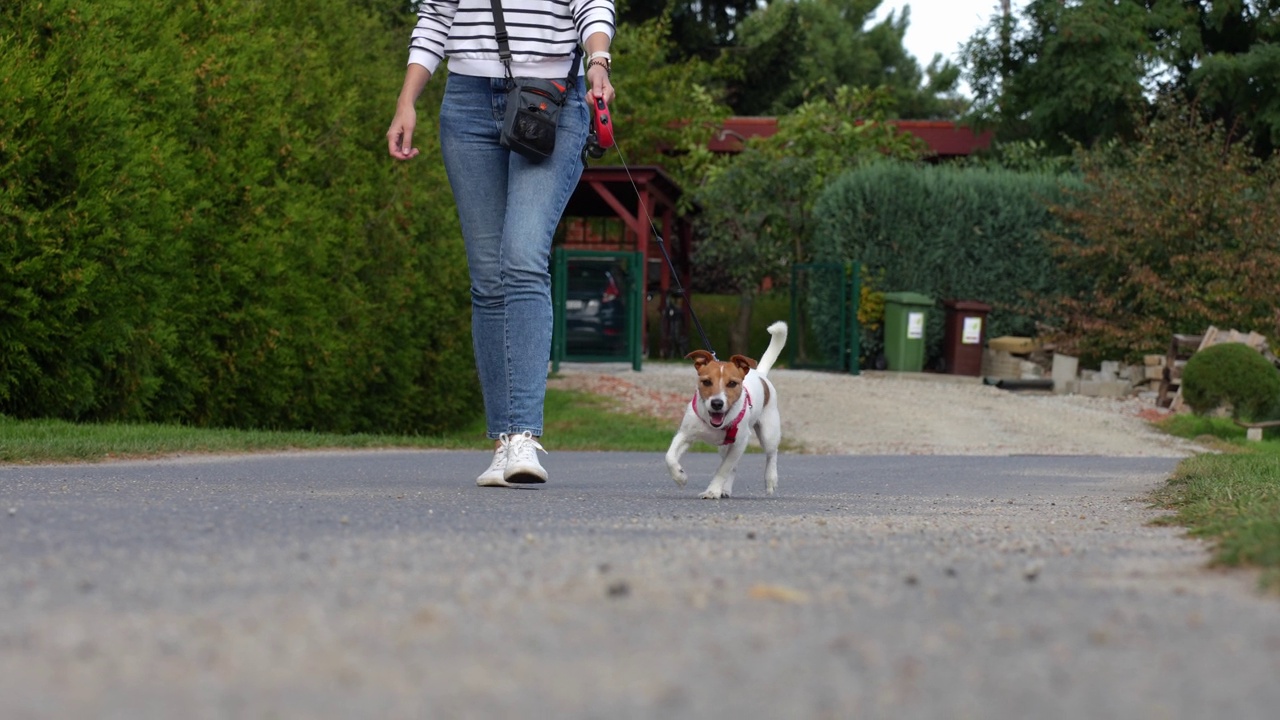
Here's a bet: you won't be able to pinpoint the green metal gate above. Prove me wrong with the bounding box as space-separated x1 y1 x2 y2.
551 248 645 372
788 261 862 374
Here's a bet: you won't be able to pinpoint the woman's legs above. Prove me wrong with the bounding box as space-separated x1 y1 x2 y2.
439 74 589 441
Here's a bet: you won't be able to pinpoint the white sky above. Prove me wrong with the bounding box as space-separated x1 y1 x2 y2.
874 0 1027 93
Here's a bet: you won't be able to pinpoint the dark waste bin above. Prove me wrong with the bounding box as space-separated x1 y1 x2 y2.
882 291 933 372
942 299 992 376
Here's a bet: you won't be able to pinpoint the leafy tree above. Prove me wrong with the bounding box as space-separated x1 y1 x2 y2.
688 86 924 354
963 0 1280 157
620 0 769 58
1165 0 1280 158
601 12 734 187
1041 96 1280 365
962 0 1154 153
723 0 964 117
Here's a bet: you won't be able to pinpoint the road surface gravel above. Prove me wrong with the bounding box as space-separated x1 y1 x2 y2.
2 366 1276 720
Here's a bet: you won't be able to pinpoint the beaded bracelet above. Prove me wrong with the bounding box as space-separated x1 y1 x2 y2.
587 58 611 78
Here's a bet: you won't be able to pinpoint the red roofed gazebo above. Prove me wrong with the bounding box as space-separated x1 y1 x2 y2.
560 164 691 295
558 165 693 359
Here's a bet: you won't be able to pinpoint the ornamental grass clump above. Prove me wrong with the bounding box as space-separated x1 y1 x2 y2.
1180 343 1280 422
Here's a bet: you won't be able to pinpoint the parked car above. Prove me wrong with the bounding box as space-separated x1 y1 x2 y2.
564 258 630 356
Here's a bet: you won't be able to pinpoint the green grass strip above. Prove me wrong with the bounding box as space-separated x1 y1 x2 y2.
540 389 679 451
0 388 682 465
1151 428 1280 592
0 414 466 464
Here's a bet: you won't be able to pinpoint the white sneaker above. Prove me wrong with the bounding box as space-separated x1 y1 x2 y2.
476 435 515 487
503 431 548 484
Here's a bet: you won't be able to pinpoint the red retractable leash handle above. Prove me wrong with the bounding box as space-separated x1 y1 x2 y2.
584 95 613 160
591 96 614 149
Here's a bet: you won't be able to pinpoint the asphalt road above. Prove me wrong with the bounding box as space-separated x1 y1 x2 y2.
2 450 1278 719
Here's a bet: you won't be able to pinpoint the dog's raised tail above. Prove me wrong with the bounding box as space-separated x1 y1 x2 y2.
756 321 788 377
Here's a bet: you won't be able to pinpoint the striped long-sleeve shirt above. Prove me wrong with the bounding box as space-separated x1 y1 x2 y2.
409 0 616 80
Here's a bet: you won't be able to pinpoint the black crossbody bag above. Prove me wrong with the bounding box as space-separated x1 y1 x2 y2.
489 0 581 161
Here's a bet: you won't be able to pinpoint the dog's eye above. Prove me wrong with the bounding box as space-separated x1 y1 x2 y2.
701 379 712 387
727 380 738 388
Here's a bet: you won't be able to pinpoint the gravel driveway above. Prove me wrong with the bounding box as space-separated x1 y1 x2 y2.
550 362 1205 457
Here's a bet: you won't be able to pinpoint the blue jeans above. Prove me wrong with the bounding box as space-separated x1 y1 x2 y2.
439 73 588 439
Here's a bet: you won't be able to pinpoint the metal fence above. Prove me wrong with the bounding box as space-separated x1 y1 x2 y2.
789 262 862 374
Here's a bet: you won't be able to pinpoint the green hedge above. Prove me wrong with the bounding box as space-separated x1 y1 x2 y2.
809 162 1075 367
0 0 479 433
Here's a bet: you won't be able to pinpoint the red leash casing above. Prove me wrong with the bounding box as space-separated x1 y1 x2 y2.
591 96 614 149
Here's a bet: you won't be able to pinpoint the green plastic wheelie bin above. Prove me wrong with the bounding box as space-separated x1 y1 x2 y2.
882 292 933 372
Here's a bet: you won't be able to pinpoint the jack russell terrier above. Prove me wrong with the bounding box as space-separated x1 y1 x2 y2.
666 321 787 499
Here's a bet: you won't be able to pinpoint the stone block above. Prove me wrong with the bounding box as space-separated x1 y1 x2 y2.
1019 360 1044 380
1052 353 1079 394
983 349 1022 379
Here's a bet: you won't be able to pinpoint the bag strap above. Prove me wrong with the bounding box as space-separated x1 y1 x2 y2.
488 0 582 97
489 0 515 81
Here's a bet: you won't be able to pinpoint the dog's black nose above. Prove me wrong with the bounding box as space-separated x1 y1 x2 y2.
710 399 724 411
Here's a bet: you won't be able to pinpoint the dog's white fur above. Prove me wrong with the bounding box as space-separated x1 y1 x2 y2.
666 321 787 499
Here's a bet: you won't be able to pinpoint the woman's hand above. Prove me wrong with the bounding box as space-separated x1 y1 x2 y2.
585 62 614 106
388 64 431 160
387 104 420 161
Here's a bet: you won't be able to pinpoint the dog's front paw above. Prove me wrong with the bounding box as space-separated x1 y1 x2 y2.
766 478 777 496
670 466 688 487
698 488 726 500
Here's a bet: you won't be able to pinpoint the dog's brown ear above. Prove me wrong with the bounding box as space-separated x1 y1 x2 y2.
730 354 758 372
686 350 715 368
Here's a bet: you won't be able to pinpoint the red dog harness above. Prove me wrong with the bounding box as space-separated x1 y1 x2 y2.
692 388 752 445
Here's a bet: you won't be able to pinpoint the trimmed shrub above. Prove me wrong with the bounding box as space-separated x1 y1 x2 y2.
0 0 479 433
1180 343 1280 422
810 162 1075 368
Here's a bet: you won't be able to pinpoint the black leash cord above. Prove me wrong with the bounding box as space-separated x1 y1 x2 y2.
610 140 717 358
